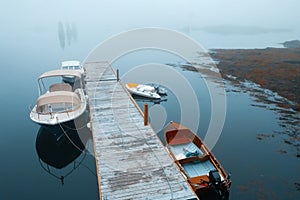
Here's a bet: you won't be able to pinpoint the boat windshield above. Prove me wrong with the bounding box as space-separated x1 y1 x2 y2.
62 65 81 70
36 102 80 114
37 71 83 95
74 66 81 70
36 91 81 114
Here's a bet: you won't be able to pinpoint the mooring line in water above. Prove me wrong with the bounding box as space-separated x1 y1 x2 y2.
60 121 89 131
58 122 85 153
38 146 89 184
75 161 97 177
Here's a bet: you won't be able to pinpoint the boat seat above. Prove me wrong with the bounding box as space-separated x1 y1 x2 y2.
50 83 72 92
189 175 210 187
178 154 209 164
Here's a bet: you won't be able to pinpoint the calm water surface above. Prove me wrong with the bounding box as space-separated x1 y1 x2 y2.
1 1 299 199
1 41 299 200
1 43 300 200
0 62 99 200
113 50 300 199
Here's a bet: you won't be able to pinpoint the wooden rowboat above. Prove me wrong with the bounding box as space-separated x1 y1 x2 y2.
165 121 231 199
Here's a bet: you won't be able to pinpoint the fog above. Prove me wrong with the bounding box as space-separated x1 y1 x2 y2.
1 0 299 53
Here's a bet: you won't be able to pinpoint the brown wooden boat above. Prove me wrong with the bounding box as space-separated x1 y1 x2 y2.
165 121 231 199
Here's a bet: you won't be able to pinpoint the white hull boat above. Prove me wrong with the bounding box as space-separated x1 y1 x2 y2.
61 60 84 83
30 69 87 125
125 83 161 99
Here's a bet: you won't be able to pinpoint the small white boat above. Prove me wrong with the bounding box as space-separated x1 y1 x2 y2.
30 69 87 125
125 83 161 99
61 60 83 83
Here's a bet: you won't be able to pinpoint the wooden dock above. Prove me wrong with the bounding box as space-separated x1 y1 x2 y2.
84 62 198 200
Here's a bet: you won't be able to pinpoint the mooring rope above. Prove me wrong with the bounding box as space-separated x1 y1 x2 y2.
60 122 88 131
58 121 85 153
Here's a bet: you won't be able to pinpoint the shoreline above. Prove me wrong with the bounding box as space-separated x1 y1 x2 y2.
209 47 300 111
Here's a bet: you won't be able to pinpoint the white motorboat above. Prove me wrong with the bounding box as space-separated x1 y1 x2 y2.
61 60 84 83
30 69 87 125
125 83 161 99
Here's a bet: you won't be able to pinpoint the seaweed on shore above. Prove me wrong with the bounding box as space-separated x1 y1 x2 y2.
210 48 300 111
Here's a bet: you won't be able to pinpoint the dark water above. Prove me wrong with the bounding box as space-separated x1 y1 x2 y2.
1 49 299 200
0 40 99 200
0 70 98 200
113 50 300 200
1 46 299 199
1 3 299 198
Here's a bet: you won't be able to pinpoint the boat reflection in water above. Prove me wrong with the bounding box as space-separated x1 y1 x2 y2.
132 94 168 105
35 112 92 185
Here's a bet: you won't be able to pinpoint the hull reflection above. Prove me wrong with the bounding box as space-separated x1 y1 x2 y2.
35 112 91 184
36 124 85 169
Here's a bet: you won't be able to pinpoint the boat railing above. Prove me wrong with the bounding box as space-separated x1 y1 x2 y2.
33 94 85 121
200 144 228 177
174 160 188 178
34 103 82 119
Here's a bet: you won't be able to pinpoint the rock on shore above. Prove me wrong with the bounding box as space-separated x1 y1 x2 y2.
282 40 300 48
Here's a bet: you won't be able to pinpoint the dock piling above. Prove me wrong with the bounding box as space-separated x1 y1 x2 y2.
144 103 148 126
116 69 119 81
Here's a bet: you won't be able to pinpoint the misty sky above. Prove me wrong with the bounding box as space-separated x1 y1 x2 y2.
1 0 300 51
2 0 299 28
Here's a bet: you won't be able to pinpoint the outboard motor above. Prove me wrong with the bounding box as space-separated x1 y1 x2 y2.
209 170 221 188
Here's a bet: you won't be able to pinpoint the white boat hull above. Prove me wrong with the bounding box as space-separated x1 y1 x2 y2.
30 90 87 125
126 83 161 99
61 60 84 83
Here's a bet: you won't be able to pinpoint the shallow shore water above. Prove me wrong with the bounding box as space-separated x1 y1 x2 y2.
210 48 300 111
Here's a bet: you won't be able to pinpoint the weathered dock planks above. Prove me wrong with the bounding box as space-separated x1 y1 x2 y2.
84 62 198 200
